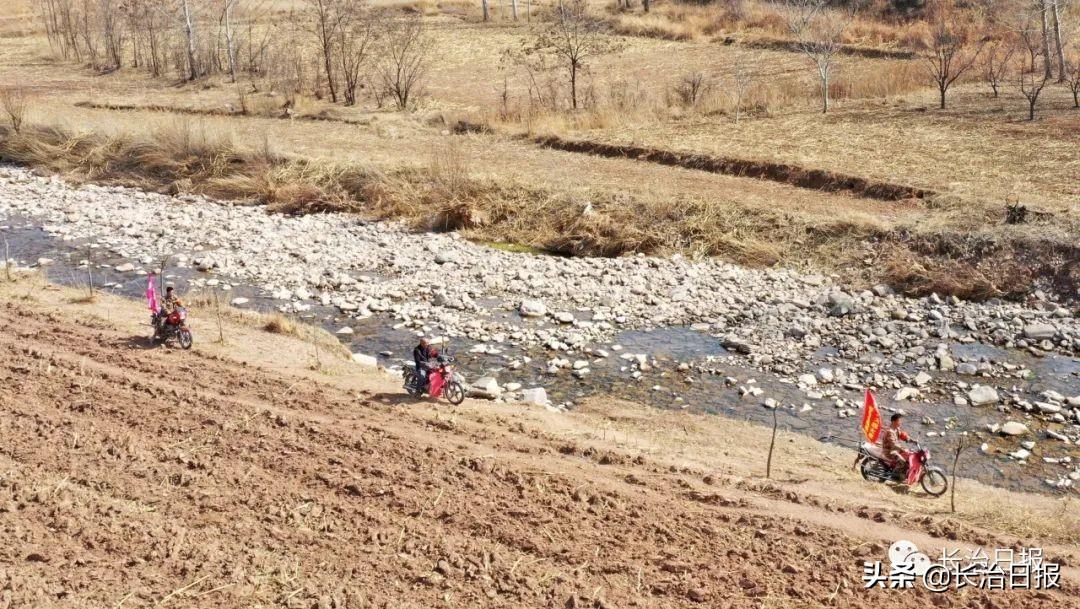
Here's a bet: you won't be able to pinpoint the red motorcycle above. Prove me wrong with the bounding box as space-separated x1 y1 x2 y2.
153 307 193 349
403 357 465 405
855 440 948 496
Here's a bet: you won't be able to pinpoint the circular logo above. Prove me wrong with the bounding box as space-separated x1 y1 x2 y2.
888 540 919 565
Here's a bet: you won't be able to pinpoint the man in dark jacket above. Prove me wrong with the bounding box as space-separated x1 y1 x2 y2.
413 338 436 388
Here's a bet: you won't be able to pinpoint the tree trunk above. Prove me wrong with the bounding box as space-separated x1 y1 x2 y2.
482 0 489 21
224 1 237 83
821 71 829 113
1029 98 1036 121
182 0 198 81
1050 1 1066 83
939 83 946 109
643 0 650 12
510 0 517 20
1040 1 1054 80
570 61 578 109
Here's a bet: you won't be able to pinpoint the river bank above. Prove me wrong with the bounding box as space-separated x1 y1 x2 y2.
0 166 1077 496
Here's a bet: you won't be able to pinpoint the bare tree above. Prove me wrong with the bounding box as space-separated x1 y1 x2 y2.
339 2 379 106
729 57 756 123
0 88 29 133
1049 0 1069 81
785 0 853 114
530 0 615 110
1065 57 1080 107
181 0 201 81
1032 0 1055 79
1016 15 1052 119
221 0 241 82
982 36 1016 97
376 14 429 110
921 6 985 110
304 0 350 102
673 72 711 108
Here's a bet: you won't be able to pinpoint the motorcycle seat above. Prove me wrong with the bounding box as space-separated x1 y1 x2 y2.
861 442 885 460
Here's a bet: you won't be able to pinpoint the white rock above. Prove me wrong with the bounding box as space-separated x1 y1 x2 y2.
1000 421 1029 436
468 376 502 399
521 387 548 406
351 353 378 368
967 385 999 406
518 299 547 317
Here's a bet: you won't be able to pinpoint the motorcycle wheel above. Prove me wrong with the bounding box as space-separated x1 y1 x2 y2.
403 370 422 398
920 467 949 497
178 330 193 350
444 381 465 406
859 457 877 481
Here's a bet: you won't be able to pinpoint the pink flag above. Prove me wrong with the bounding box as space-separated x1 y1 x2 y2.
146 275 159 314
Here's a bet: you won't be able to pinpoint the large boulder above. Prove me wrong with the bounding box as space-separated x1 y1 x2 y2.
468 376 502 399
1000 421 1029 436
721 335 752 355
1023 323 1056 341
521 387 548 407
518 299 547 318
351 353 378 368
967 385 999 406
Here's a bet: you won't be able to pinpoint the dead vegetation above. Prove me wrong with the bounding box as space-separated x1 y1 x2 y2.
1 118 1077 299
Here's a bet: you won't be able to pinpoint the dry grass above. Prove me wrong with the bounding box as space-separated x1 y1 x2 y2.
181 291 350 357
2 117 1077 298
609 2 930 49
262 313 298 335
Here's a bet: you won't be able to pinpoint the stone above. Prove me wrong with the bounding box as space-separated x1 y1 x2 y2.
336 327 354 335
114 262 135 272
721 335 752 355
518 299 547 317
468 376 502 399
521 387 548 406
894 387 919 401
1000 421 1029 436
351 353 378 368
967 385 999 406
1022 323 1056 341
230 297 249 306
955 362 978 375
914 371 933 387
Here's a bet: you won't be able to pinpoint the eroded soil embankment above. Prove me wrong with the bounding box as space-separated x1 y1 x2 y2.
1 298 1076 608
527 135 933 202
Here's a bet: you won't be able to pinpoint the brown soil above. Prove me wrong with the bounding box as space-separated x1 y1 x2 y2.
525 135 934 202
1 286 1077 608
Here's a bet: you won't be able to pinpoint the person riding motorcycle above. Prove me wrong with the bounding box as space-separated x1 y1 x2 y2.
882 413 912 473
154 285 185 336
412 338 437 389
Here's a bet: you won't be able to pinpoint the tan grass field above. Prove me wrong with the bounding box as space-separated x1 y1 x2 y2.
0 0 1077 296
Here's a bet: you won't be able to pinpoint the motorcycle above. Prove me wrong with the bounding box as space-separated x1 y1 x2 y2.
855 440 948 497
402 356 465 405
153 307 193 350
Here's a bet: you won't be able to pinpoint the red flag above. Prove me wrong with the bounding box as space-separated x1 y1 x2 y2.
146 275 159 315
861 388 882 444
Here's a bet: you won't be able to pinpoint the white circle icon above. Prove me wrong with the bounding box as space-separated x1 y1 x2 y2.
888 540 919 565
907 552 932 576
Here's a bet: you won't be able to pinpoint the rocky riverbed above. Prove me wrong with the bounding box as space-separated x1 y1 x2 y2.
1 165 1078 494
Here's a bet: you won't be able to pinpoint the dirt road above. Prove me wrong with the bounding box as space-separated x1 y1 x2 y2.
0 284 1076 608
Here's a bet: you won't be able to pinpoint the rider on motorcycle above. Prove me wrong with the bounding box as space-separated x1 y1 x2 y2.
413 338 437 388
154 285 185 336
882 413 912 473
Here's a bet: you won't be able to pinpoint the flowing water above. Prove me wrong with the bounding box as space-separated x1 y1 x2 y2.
4 217 1078 496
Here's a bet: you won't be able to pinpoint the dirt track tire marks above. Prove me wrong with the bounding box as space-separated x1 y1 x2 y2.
0 301 1073 608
